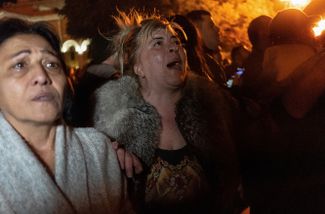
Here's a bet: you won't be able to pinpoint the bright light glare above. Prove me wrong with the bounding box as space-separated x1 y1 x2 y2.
313 19 325 37
281 0 311 8
61 39 91 54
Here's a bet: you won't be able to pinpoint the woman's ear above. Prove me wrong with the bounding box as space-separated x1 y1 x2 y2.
134 64 145 78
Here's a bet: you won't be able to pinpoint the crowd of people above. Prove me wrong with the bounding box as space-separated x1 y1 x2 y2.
0 5 325 214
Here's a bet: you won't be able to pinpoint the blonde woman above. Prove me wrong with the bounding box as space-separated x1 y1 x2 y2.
94 11 239 213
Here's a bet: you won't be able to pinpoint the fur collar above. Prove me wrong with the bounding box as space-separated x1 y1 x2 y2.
93 76 160 165
93 74 237 167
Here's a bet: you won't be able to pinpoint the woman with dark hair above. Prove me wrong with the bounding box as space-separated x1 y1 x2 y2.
0 18 131 213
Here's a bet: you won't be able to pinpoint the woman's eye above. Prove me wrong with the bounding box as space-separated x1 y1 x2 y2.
154 41 162 47
174 39 180 45
44 61 62 70
12 62 26 71
175 40 182 46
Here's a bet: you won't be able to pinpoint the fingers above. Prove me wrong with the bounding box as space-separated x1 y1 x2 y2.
125 152 144 177
125 152 134 178
116 148 125 170
132 154 143 174
112 141 144 177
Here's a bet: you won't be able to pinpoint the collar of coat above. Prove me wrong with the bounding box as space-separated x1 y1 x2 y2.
93 72 237 166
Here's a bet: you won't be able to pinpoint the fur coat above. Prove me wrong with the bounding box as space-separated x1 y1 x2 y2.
93 73 240 212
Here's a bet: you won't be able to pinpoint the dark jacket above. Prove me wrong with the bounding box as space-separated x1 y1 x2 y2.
69 64 118 127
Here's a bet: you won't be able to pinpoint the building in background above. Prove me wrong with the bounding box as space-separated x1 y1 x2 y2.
0 0 91 81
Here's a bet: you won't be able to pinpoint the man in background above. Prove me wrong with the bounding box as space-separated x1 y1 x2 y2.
187 9 227 87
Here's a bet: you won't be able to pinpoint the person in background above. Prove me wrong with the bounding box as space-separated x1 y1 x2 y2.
0 17 132 213
239 9 324 214
261 8 317 104
168 14 214 81
240 43 325 214
225 45 250 80
241 15 272 101
224 45 250 92
186 9 227 87
68 27 121 127
93 11 239 214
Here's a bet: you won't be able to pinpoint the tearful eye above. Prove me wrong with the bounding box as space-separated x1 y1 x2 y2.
12 62 26 71
44 61 62 70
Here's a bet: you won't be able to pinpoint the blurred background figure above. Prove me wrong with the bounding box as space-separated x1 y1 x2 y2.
241 15 272 102
168 14 214 81
224 44 250 90
238 8 325 214
243 43 325 214
187 9 227 88
261 8 318 103
69 26 120 127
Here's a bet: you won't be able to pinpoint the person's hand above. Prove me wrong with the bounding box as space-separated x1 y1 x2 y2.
112 141 143 178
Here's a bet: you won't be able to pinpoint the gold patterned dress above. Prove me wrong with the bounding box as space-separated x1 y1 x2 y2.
145 145 210 213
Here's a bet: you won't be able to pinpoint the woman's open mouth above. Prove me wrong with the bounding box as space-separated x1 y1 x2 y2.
167 60 183 71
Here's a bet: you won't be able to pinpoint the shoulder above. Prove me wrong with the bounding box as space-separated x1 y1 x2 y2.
184 73 232 104
72 127 110 145
95 75 139 98
73 127 108 142
86 63 117 78
69 127 123 174
179 73 238 130
180 73 239 126
71 127 115 156
184 73 215 90
94 75 143 112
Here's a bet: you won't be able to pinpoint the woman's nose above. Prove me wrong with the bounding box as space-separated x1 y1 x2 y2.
169 43 179 52
33 64 51 85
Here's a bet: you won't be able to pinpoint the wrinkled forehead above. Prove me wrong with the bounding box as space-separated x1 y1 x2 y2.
138 22 179 44
0 33 57 56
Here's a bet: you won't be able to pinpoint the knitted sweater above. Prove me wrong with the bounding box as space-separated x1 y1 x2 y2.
0 113 131 214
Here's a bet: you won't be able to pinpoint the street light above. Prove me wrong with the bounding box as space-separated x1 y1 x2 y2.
280 0 311 9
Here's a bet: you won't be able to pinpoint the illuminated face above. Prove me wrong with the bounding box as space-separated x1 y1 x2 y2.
198 15 221 51
0 34 66 127
134 27 188 91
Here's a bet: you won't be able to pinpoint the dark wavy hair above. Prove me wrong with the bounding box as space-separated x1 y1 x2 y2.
0 17 67 75
0 18 73 122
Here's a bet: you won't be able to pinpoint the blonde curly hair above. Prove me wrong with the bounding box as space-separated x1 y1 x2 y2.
112 10 184 76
